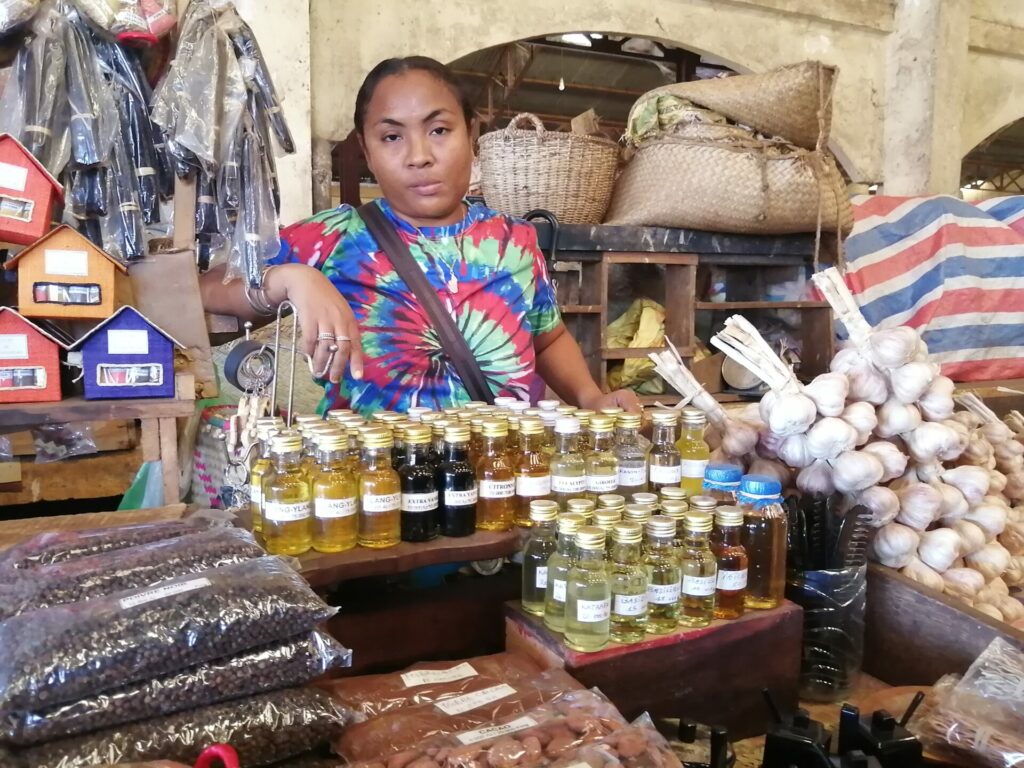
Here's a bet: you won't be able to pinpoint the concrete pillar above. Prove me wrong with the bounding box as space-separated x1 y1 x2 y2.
882 0 970 195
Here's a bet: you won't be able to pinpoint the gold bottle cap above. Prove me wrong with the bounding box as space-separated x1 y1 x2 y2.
646 517 677 539
370 410 390 422
681 407 707 427
661 499 689 518
623 504 652 523
481 419 508 438
469 416 485 432
716 506 745 527
457 411 474 424
523 408 542 418
404 424 432 444
612 521 643 544
594 509 623 528
347 426 361 439
507 415 521 429
444 424 471 442
381 413 407 425
317 433 349 452
616 412 642 428
555 405 576 416
600 407 624 416
689 495 719 513
407 406 433 420
575 409 594 424
391 423 407 440
419 412 442 424
464 401 487 410
684 512 714 533
598 494 626 510
538 400 560 411
326 408 353 420
519 418 544 435
431 419 450 437
632 492 658 507
293 414 323 425
575 525 606 550
270 434 303 453
660 487 688 502
567 499 595 520
443 408 463 417
651 409 679 425
362 428 394 449
557 513 586 535
588 414 614 432
529 499 559 522
555 417 581 435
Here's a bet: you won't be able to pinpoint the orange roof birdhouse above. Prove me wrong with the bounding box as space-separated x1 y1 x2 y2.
0 134 63 246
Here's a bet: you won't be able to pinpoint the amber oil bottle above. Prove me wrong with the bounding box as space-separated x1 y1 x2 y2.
358 427 401 549
262 433 313 556
514 418 552 527
476 419 515 532
311 430 358 553
713 506 749 619
679 512 718 627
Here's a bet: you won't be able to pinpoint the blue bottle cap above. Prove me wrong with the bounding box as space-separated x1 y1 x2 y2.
704 463 743 485
740 474 783 497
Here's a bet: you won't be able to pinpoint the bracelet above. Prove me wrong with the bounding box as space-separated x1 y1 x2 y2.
244 265 280 316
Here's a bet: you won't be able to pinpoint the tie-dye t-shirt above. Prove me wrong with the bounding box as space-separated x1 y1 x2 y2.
270 198 561 415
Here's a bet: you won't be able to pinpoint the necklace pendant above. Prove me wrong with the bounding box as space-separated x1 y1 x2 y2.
447 275 459 294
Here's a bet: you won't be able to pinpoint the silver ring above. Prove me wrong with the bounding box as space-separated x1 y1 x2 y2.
316 332 336 341
316 345 339 379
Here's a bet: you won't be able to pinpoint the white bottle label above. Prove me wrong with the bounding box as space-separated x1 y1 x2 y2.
717 569 748 591
315 497 357 519
551 475 586 494
647 580 681 605
576 598 611 623
249 484 263 505
552 579 567 602
435 683 517 715
445 488 478 506
480 479 514 499
263 501 311 522
363 493 400 512
681 459 709 480
618 465 647 487
587 474 618 493
120 577 210 609
682 574 717 597
516 474 551 497
402 491 439 512
401 662 477 688
613 592 647 617
535 566 548 589
649 464 682 484
457 716 538 746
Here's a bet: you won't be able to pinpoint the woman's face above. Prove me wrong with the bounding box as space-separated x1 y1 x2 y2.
360 70 473 227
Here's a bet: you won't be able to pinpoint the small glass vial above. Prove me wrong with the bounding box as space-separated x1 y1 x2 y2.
400 424 439 542
584 414 618 500
505 415 521 464
539 410 559 455
311 431 358 553
468 416 485 468
609 521 648 643
704 463 743 505
550 417 586 511
598 494 626 513
428 418 449 469
677 408 711 498
575 410 595 452
543 513 586 634
644 517 681 634
477 419 516 532
660 486 689 505
515 418 552 527
632 492 659 512
566 498 595 525
438 424 478 537
262 433 313 556
623 503 652 530
249 419 281 534
358 428 401 549
648 410 682 493
594 508 622 553
739 475 788 610
679 512 718 627
614 413 648 495
564 526 611 652
713 506 749 620
521 500 559 616
660 499 689 547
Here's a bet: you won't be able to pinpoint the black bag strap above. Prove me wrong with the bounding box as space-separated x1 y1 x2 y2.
358 202 495 404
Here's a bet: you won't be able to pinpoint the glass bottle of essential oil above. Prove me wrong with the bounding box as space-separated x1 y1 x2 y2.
248 420 281 535
584 415 619 501
660 486 688 508
543 512 586 634
615 413 648 495
660 499 689 548
556 404 576 417
505 415 521 464
678 408 711 498
739 475 788 610
389 421 407 471
714 506 749 619
514 418 551 527
550 417 586 511
438 424 478 537
521 500 559 616
565 526 611 652
648 410 682 493
400 424 439 543
679 512 718 627
594 508 623 555
311 431 358 553
477 419 515 532
704 463 743 504
427 418 448 470
574 410 594 452
469 416 485 468
344 426 362 472
644 517 681 634
539 410 559 456
566 498 595 525
609 521 648 643
262 433 313 556
623 503 652 531
358 428 401 549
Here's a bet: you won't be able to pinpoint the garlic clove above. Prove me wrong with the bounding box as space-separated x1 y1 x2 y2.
942 566 986 602
719 418 760 459
994 594 1024 623
759 389 778 426
999 520 1024 556
832 450 884 494
975 602 1004 622
965 541 1012 581
841 402 878 446
951 520 987 556
778 433 815 469
904 421 961 464
767 392 818 437
917 528 961 573
983 420 1015 446
935 482 970 524
964 503 1009 541
748 457 792 488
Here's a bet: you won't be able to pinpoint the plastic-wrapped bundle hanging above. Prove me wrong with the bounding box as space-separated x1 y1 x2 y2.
247 84 281 211
0 526 266 619
228 105 280 286
62 5 118 168
0 556 336 713
226 14 295 154
0 0 40 35
6 630 352 746
67 166 108 218
17 687 355 768
100 86 147 262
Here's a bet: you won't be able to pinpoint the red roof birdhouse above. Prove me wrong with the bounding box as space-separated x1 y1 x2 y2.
0 306 67 404
0 134 63 246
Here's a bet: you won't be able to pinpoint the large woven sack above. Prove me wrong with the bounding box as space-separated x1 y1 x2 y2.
605 138 853 236
478 113 619 224
633 61 835 151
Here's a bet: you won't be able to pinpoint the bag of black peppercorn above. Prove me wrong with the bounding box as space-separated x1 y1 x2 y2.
0 556 336 714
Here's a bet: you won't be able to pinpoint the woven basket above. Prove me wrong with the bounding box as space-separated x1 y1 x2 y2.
478 113 620 224
604 137 853 236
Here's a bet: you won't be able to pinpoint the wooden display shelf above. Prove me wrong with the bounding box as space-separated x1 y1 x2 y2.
601 346 695 360
298 529 521 588
559 304 602 314
695 301 830 310
0 395 194 432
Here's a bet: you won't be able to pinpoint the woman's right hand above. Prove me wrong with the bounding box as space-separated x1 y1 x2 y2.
265 263 364 384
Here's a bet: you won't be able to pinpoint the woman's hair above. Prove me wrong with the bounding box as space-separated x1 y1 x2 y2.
354 56 474 135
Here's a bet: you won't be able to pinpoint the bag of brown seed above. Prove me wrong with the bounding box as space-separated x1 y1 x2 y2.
0 526 267 620
16 687 355 768
5 629 352 746
0 556 336 715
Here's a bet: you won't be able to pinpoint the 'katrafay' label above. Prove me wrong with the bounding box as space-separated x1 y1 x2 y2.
552 579 567 602
400 662 477 688
576 598 610 623
535 566 548 589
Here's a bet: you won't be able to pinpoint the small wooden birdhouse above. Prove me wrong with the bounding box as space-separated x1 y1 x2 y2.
0 134 63 246
72 306 183 400
4 225 129 321
0 306 67 404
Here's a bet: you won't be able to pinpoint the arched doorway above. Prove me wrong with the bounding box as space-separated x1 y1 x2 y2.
961 118 1024 201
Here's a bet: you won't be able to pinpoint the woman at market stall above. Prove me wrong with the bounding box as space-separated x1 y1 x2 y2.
201 56 640 416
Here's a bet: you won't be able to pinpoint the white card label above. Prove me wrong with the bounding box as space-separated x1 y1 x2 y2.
552 475 586 494
363 493 400 512
44 249 89 277
120 577 210 609
400 662 477 688
0 161 28 192
107 329 150 356
649 464 682 484
717 569 748 591
535 566 548 589
682 574 717 597
552 578 567 602
576 598 610 623
516 474 551 497
681 459 709 479
614 593 647 616
647 581 681 605
0 334 28 360
402 491 439 512
264 501 311 522
315 497 357 519
435 683 517 715
456 716 538 745
480 479 515 499
587 474 618 493
617 466 646 487
445 488 478 506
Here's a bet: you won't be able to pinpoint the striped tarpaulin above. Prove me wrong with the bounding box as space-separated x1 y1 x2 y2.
842 194 1024 381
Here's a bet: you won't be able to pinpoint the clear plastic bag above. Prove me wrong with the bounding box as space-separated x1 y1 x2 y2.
31 422 98 463
6 629 352 746
0 556 336 714
0 525 266 619
62 6 119 168
0 0 39 35
17 686 355 768
950 637 1024 732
